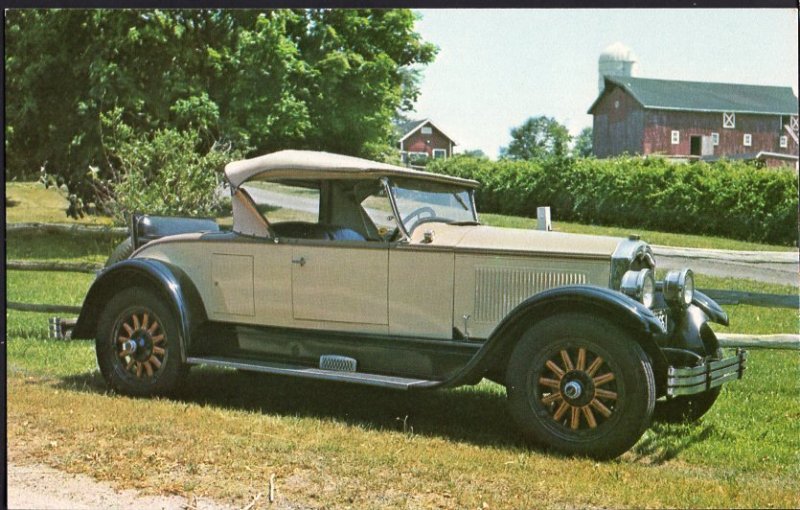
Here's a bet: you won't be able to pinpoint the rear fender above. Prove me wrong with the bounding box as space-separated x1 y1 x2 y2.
438 285 668 389
71 258 207 361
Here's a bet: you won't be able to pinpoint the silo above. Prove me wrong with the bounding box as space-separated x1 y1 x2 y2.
598 42 639 93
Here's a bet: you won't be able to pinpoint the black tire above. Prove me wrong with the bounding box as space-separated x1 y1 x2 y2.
105 237 134 267
654 349 723 423
96 287 187 396
506 313 656 460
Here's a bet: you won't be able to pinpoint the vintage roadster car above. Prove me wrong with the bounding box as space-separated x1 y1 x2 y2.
71 150 747 459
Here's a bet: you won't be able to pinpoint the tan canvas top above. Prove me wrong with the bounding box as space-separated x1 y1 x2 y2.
224 150 479 188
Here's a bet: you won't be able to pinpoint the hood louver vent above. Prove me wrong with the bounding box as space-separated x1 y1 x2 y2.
474 267 588 322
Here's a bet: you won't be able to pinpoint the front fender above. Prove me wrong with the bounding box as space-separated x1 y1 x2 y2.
71 258 207 361
692 290 729 326
434 285 667 389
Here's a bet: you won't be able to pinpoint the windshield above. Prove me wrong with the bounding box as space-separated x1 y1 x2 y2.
390 178 478 234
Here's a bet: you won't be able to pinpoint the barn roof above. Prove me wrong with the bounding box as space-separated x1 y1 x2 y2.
588 76 799 115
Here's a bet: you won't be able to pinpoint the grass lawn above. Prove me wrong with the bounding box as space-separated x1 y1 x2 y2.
6 182 114 225
6 225 800 508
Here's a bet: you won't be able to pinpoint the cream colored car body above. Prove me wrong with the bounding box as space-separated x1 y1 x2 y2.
135 150 622 342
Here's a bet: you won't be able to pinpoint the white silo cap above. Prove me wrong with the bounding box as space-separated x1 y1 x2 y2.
599 42 638 63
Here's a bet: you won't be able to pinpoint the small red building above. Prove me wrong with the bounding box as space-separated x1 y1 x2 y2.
589 76 799 167
397 119 457 166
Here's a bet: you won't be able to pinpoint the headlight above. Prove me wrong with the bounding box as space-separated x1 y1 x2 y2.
620 268 655 308
663 269 695 308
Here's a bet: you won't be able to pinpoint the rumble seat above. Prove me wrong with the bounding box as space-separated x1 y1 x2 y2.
271 221 366 241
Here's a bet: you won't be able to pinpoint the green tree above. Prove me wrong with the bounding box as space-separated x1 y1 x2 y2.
500 116 571 160
462 149 488 159
573 126 593 157
5 9 436 216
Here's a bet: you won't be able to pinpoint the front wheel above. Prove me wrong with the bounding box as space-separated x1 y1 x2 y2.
506 313 656 460
96 287 187 396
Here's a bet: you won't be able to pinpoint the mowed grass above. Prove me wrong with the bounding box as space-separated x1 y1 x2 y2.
6 182 114 225
7 238 800 508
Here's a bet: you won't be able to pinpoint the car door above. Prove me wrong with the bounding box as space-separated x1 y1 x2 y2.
290 242 389 326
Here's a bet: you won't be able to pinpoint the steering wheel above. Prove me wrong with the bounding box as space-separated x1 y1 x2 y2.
402 206 437 233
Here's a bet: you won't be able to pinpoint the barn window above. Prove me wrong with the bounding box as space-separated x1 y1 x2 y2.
723 112 735 129
671 130 680 145
743 134 752 147
779 136 788 148
432 148 447 159
421 126 433 135
711 132 719 146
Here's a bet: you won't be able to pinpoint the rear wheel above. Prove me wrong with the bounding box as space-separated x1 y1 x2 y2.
506 313 656 459
96 287 186 396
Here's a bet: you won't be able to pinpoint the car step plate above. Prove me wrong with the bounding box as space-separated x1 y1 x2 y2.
186 356 437 390
319 355 357 372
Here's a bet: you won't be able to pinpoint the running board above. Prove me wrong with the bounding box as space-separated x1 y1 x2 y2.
186 356 439 390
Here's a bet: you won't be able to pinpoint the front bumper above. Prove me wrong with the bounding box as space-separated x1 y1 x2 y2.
666 349 748 397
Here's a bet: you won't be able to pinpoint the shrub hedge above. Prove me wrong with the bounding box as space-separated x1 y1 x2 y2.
426 156 799 246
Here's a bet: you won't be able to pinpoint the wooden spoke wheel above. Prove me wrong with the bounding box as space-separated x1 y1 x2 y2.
506 313 655 460
537 347 619 431
115 310 167 381
96 287 186 396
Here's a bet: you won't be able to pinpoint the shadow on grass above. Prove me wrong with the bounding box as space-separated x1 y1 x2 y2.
54 367 527 451
52 368 719 459
631 422 718 464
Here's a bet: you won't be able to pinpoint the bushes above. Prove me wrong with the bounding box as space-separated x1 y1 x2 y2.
427 156 799 246
87 108 242 224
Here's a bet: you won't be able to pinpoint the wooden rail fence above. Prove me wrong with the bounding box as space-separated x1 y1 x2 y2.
7 260 103 273
701 289 799 309
7 222 127 237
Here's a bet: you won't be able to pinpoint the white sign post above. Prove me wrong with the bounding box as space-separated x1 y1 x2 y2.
537 206 552 231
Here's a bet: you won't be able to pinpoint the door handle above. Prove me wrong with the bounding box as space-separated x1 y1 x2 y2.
292 257 306 267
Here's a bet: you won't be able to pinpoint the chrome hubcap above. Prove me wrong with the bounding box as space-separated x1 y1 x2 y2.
564 381 582 399
122 339 137 354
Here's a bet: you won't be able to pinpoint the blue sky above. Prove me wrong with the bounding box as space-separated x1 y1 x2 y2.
411 9 799 159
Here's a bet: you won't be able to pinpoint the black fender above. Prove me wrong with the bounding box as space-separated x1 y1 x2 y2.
659 296 726 364
71 258 208 361
435 285 668 389
692 290 729 326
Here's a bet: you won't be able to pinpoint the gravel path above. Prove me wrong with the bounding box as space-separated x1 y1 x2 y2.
653 246 798 286
7 463 236 510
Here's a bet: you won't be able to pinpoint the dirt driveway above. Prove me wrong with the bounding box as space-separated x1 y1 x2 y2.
7 463 236 510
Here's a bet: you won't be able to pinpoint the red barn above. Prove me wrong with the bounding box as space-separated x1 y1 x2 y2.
397 119 457 166
589 76 799 167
